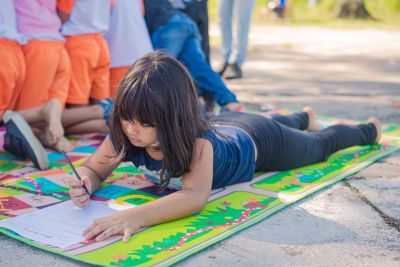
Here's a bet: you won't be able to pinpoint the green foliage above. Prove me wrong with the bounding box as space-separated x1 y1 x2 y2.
208 0 400 28
364 0 400 20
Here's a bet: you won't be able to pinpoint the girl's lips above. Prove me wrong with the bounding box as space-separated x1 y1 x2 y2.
129 137 140 143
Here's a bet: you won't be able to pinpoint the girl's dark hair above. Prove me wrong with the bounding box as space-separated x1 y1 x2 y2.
109 51 210 190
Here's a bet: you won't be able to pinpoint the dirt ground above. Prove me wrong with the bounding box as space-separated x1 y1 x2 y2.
211 25 400 123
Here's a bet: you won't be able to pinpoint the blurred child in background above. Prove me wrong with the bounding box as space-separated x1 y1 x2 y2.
0 0 26 120
14 0 71 151
57 0 112 107
0 1 46 170
104 0 153 97
1 1 68 169
144 0 243 113
169 0 210 63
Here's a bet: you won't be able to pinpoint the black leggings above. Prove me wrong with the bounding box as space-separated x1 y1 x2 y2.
210 112 377 172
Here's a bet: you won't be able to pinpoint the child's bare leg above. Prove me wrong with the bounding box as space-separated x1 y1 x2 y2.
66 103 89 109
41 99 65 143
62 105 104 128
17 105 46 124
367 117 381 143
302 106 321 132
65 119 108 135
23 99 71 152
18 99 64 143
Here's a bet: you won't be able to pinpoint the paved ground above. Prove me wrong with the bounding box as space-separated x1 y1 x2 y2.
1 26 400 266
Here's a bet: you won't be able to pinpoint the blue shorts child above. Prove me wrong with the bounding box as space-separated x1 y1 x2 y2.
97 98 113 122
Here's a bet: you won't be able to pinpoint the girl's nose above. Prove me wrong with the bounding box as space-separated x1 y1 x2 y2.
126 123 139 134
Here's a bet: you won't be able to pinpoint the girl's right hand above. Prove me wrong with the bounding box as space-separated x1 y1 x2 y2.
69 175 91 208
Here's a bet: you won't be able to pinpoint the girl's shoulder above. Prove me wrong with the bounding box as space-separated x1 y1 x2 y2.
196 137 213 149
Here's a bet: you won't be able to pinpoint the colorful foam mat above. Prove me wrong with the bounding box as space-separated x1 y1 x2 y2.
0 119 399 267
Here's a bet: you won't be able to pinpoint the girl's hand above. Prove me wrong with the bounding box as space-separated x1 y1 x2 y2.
69 175 91 208
83 209 141 242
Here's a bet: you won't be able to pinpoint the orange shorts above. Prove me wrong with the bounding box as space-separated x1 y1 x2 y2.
0 39 25 117
65 34 111 104
16 40 71 110
110 66 129 97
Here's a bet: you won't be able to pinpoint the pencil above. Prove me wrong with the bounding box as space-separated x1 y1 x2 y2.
63 152 90 196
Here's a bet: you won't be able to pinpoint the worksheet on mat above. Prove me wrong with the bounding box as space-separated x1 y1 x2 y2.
0 200 115 248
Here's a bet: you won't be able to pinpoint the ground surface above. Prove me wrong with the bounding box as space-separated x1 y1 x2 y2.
1 25 399 267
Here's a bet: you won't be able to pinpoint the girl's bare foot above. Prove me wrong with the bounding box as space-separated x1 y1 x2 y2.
367 117 381 143
40 99 64 144
302 106 321 132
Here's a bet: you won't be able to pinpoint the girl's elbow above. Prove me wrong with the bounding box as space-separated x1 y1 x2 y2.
193 194 209 213
192 202 206 214
183 187 211 213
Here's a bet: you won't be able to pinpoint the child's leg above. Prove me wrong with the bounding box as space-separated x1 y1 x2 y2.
17 99 64 140
89 35 110 102
258 119 378 172
62 98 112 134
215 109 310 132
65 119 108 135
110 66 129 97
47 43 71 106
150 14 238 106
177 22 238 107
150 14 191 57
16 41 62 110
213 112 378 172
17 99 71 152
65 35 98 106
268 106 320 131
0 40 25 118
269 112 308 130
61 105 104 128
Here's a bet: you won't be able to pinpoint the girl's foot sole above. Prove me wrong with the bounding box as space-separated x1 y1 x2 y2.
367 117 381 143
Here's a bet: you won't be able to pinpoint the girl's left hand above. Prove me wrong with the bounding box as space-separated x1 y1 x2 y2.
83 209 142 242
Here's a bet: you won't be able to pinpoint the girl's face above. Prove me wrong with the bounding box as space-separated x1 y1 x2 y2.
121 119 158 148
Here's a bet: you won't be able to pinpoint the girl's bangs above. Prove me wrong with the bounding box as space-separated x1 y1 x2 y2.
117 82 160 127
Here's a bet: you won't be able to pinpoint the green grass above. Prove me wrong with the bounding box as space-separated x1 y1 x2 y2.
208 0 400 29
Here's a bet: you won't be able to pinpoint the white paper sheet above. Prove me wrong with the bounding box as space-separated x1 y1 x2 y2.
0 200 115 248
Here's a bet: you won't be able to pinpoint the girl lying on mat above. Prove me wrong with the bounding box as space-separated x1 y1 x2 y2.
69 51 381 242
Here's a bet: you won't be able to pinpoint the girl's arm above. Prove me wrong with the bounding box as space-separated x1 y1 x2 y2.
84 138 214 242
69 136 121 207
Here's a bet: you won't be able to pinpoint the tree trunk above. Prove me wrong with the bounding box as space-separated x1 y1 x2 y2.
337 0 374 19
